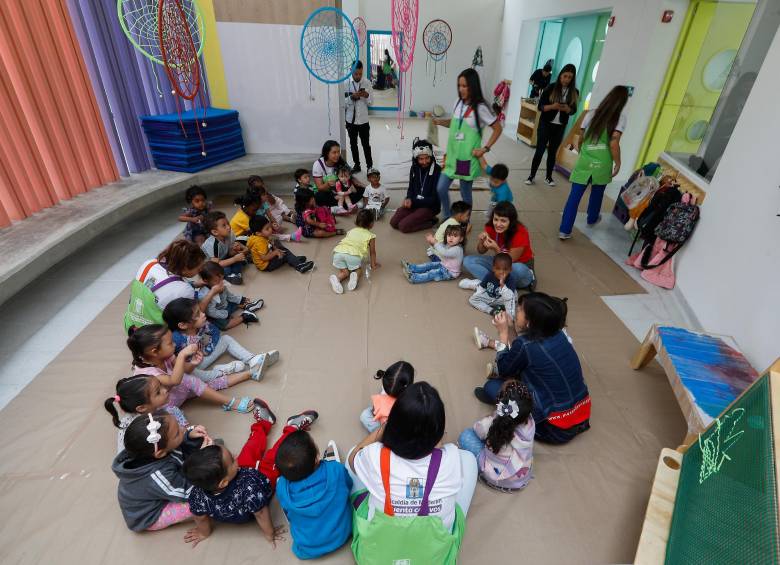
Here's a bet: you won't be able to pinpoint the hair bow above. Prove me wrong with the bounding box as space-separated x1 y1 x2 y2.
496 399 520 419
146 413 161 450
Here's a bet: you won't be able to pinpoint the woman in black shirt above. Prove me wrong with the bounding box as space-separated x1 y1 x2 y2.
526 64 578 187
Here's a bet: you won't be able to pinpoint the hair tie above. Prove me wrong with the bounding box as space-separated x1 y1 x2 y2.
146 413 161 451
496 399 520 419
114 394 121 403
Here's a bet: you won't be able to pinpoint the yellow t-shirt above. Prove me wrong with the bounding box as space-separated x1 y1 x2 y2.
230 209 251 237
247 234 271 270
334 227 376 258
434 217 460 243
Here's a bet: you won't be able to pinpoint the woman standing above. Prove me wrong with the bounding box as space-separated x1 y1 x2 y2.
312 140 365 208
559 86 629 239
526 64 579 187
433 68 503 218
383 49 395 88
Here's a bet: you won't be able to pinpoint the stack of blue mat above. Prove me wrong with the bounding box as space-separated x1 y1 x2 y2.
140 107 246 173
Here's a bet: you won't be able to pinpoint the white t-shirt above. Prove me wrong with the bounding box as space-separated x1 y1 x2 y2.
312 158 336 179
581 110 627 133
135 260 196 311
451 99 496 133
364 184 386 208
353 442 463 532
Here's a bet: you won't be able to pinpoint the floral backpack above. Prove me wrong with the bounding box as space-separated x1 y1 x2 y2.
654 193 700 243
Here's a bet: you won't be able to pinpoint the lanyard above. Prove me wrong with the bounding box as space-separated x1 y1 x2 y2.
417 167 430 194
456 100 474 131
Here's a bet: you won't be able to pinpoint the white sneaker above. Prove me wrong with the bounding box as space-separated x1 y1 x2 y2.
249 350 279 381
558 232 572 240
524 177 534 185
347 271 359 291
458 278 480 291
323 440 341 463
213 360 245 375
545 177 556 187
329 274 344 294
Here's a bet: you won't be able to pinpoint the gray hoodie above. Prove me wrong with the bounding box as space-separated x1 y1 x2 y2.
111 436 200 531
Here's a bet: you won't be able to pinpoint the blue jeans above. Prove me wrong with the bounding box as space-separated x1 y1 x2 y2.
224 262 243 276
437 173 473 218
458 428 484 460
559 181 606 235
483 377 504 402
463 255 534 288
408 262 455 284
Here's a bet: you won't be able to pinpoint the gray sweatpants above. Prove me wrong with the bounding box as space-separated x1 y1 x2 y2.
469 286 517 319
193 334 254 383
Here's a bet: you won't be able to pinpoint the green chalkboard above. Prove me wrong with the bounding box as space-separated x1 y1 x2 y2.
666 373 779 564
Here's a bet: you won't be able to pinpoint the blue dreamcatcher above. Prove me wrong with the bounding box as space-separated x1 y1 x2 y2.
300 7 359 134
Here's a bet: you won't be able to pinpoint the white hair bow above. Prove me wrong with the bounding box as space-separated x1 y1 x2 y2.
146 413 161 450
496 399 520 419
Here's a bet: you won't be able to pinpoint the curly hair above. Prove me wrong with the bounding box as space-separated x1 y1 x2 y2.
485 381 533 454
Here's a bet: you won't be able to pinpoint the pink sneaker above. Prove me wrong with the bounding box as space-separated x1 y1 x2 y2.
291 227 303 242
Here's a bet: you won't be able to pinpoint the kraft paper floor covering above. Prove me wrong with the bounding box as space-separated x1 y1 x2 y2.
0 131 686 565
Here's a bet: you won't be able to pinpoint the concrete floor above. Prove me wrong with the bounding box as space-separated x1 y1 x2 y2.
0 116 698 412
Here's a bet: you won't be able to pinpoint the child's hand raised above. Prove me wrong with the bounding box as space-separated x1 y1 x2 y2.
180 343 200 358
425 234 437 246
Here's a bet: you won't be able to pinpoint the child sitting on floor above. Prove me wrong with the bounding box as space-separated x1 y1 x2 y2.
402 224 464 284
164 298 276 384
263 192 297 230
459 253 518 319
202 211 248 286
359 361 415 432
363 168 389 220
458 381 534 492
197 262 260 329
294 169 316 197
330 209 379 294
229 192 264 242
479 157 513 217
426 200 472 260
182 400 319 548
179 185 212 245
295 188 343 239
247 216 314 274
275 429 353 560
127 324 258 423
112 411 211 531
334 165 357 213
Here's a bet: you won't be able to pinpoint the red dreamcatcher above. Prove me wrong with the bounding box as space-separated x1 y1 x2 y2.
158 0 208 155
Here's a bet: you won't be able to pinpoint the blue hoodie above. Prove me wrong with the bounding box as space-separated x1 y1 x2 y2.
276 460 353 560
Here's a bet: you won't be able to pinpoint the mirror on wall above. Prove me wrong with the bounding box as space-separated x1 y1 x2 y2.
367 31 399 110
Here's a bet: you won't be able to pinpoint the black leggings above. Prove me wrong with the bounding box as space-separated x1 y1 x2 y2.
314 188 365 208
530 121 565 180
264 244 305 271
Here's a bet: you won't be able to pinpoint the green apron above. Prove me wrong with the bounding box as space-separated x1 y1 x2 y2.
569 129 613 185
443 105 482 181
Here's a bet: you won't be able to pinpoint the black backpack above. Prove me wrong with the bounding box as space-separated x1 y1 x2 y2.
639 194 700 270
628 186 682 255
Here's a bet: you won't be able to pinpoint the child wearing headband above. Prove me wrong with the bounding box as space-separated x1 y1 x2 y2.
111 411 212 531
458 381 535 492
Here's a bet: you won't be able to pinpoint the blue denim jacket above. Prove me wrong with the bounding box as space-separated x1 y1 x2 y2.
496 330 588 423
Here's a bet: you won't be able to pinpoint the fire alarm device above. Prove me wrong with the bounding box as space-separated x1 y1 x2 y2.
662 10 674 23
608 15 616 27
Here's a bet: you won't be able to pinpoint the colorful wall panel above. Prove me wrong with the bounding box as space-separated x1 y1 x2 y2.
0 0 119 228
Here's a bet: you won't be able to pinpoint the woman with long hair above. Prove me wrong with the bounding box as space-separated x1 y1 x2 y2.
559 85 629 239
526 64 579 186
311 140 365 208
433 68 503 217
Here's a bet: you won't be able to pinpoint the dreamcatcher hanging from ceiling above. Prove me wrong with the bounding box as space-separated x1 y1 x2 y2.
422 19 452 87
391 0 419 139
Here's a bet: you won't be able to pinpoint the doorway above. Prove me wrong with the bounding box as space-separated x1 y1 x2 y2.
367 30 399 110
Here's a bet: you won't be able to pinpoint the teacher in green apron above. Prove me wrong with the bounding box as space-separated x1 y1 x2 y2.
433 68 503 219
559 85 629 240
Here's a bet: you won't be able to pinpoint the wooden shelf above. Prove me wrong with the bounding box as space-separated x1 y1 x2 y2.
516 98 541 147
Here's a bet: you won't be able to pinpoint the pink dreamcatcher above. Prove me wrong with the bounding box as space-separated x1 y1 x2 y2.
353 16 367 47
391 0 419 138
158 0 208 155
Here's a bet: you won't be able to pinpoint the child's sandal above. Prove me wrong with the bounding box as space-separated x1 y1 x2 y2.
222 396 254 413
